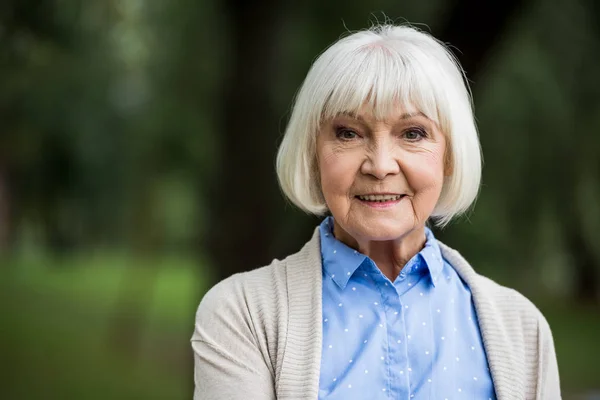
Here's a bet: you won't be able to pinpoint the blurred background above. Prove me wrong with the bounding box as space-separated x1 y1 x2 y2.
1 0 599 398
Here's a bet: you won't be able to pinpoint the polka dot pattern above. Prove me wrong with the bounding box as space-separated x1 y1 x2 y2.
318 216 496 399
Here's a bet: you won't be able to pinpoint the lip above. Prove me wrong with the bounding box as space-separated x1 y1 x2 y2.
356 192 403 196
355 194 406 209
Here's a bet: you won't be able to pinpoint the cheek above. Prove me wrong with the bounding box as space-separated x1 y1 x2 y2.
404 148 446 196
318 148 358 199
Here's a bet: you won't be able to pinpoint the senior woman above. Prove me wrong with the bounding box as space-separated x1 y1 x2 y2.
191 24 561 399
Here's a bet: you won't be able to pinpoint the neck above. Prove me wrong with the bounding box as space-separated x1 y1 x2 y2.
332 221 427 281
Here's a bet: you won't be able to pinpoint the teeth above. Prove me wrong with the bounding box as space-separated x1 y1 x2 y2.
358 194 402 202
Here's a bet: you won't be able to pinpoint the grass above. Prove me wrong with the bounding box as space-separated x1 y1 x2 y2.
1 254 598 399
1 253 210 400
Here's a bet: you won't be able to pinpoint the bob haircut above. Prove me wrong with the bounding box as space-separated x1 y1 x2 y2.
276 24 482 227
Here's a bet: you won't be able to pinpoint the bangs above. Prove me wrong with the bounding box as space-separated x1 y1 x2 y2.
277 25 481 224
319 44 447 128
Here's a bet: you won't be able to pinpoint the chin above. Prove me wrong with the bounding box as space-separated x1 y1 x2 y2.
351 218 415 241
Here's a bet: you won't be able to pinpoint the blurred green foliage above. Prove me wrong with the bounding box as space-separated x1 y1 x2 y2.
1 0 600 398
1 256 207 399
0 258 598 398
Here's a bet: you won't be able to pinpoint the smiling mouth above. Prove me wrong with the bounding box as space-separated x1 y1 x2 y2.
355 194 406 202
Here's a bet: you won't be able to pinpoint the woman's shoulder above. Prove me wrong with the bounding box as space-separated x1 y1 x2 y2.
195 257 289 323
198 230 319 308
439 240 550 328
202 226 321 304
474 273 548 323
191 257 293 367
193 229 322 346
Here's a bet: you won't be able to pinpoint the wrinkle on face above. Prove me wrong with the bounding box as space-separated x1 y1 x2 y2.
316 103 447 280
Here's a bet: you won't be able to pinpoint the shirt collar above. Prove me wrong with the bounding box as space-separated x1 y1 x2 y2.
416 225 444 287
319 216 445 289
319 217 366 289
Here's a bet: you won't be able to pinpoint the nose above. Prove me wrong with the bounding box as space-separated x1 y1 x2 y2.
360 138 400 180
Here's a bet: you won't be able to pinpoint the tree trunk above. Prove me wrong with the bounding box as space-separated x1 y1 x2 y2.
206 0 285 282
435 0 526 81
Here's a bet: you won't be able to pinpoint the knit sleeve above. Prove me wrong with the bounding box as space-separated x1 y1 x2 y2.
191 276 276 400
537 313 561 399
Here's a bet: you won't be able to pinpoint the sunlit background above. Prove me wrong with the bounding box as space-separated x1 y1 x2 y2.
1 0 599 398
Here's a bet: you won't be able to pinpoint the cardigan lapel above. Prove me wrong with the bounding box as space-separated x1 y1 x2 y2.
277 228 323 400
438 242 525 400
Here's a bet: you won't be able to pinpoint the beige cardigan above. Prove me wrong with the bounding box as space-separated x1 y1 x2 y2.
191 227 561 399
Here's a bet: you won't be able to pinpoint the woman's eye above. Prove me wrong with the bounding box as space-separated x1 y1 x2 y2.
403 128 427 141
335 127 358 140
